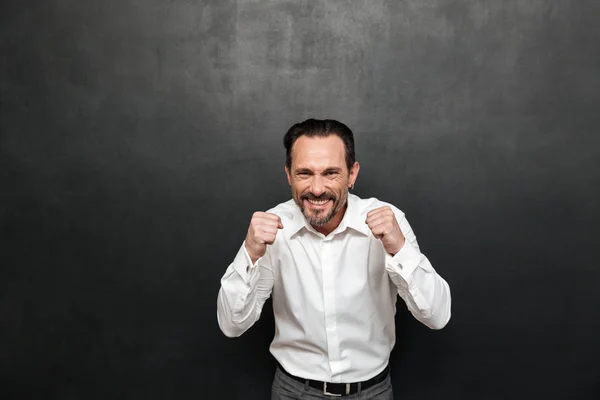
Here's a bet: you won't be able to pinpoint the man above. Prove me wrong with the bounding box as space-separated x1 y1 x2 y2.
217 119 451 399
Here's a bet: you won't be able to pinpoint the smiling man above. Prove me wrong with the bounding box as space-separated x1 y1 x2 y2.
217 119 451 399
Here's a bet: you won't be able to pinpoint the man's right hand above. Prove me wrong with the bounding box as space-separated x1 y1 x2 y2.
244 212 283 264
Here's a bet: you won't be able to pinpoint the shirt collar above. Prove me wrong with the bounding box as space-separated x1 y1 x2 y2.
285 194 370 238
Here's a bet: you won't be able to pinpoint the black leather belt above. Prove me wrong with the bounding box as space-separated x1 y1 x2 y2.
277 362 389 396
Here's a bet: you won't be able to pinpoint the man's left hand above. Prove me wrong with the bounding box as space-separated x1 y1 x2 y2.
366 206 406 256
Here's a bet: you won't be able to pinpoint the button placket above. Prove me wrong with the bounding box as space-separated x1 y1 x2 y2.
321 238 341 379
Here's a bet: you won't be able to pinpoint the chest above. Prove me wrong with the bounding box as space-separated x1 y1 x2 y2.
271 233 389 298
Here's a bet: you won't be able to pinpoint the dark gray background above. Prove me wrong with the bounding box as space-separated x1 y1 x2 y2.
2 0 599 399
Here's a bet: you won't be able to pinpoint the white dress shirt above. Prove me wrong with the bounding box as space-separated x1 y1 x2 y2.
217 193 451 383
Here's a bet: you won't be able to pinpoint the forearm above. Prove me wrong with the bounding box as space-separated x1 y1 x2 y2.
386 247 451 329
385 216 451 329
216 243 273 337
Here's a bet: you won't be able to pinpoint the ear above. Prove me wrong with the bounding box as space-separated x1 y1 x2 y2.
348 161 360 188
285 165 292 186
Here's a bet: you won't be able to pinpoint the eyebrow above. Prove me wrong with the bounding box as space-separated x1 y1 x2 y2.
294 167 342 174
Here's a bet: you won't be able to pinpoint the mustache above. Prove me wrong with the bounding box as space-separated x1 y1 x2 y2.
301 192 336 201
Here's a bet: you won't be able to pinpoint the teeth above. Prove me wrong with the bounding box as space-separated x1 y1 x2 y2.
308 199 328 205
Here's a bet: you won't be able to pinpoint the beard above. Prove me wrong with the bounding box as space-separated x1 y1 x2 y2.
297 190 348 227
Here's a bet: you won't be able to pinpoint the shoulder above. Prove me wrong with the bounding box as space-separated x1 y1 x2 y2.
349 193 406 219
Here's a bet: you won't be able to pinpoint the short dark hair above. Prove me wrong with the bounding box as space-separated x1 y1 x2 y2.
283 118 356 171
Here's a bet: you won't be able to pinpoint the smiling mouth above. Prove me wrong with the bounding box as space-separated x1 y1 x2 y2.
306 199 331 206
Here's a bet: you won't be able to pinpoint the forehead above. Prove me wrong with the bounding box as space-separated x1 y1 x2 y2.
291 135 346 169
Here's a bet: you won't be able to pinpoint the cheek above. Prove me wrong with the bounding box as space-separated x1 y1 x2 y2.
292 182 309 195
331 180 346 193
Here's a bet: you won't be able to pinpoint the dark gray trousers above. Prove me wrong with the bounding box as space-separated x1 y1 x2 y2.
271 366 394 400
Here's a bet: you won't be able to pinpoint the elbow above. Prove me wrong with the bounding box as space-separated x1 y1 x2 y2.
216 291 246 338
220 326 244 338
217 312 248 338
413 309 450 330
427 280 451 330
425 300 451 330
217 312 246 338
427 313 450 330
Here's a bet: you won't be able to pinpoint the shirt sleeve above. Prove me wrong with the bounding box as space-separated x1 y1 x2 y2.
216 242 274 337
384 211 452 330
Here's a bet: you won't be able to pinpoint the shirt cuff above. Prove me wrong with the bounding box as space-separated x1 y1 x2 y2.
385 240 422 284
232 242 264 283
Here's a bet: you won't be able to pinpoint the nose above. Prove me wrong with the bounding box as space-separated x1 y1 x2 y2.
310 176 325 196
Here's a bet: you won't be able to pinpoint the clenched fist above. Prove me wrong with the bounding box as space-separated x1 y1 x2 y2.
245 212 283 264
366 206 406 256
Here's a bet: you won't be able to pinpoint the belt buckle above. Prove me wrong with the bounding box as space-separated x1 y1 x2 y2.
323 382 350 397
